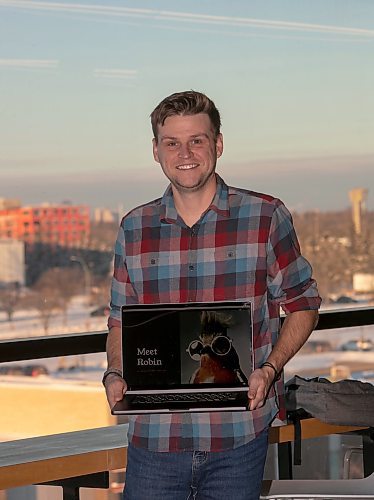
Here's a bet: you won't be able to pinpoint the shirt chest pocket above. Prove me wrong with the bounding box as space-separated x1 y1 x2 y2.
147 254 179 267
127 253 179 284
214 247 237 262
212 245 259 281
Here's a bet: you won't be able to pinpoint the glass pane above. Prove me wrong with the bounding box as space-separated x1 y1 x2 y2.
288 325 374 382
0 1 372 451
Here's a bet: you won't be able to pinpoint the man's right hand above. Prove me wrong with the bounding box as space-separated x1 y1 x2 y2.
104 374 127 409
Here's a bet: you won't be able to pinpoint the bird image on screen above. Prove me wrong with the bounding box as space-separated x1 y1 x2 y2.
186 311 248 385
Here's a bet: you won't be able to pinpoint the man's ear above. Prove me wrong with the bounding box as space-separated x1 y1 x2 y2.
216 133 223 158
152 137 160 163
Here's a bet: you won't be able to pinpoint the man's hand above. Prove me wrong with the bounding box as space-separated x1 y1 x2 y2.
105 326 125 409
104 374 127 409
247 367 275 410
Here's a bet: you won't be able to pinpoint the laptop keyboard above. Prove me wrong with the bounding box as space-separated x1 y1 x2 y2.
132 392 240 405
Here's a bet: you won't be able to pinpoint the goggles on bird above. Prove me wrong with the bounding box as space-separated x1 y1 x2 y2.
186 335 233 361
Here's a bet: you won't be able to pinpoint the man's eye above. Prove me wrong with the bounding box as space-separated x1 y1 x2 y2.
191 138 202 145
167 142 177 147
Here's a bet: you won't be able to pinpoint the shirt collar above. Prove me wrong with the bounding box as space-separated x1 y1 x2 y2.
160 174 230 223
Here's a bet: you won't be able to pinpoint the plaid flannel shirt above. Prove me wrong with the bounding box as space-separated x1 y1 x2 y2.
108 174 321 452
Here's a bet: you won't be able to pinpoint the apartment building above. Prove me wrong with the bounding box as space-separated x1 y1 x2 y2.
0 201 90 248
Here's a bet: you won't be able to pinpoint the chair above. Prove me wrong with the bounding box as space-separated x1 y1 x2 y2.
342 446 363 479
260 471 374 499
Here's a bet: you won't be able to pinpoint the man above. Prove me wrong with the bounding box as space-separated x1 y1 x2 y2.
103 90 321 500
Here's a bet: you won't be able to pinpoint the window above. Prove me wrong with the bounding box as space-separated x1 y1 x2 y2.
0 0 372 443
0 3 372 314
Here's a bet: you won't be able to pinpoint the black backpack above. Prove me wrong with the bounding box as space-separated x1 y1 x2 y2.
285 375 374 465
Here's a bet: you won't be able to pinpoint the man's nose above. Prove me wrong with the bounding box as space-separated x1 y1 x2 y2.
178 143 192 158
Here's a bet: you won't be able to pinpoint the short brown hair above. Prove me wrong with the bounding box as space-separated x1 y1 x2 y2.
151 90 221 140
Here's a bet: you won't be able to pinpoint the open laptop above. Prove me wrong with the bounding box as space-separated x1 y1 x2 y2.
111 301 253 414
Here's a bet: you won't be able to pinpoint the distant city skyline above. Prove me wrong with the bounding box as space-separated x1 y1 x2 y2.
1 157 372 214
1 0 373 212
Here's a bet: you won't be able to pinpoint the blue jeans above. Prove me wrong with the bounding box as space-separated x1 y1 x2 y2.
123 428 268 500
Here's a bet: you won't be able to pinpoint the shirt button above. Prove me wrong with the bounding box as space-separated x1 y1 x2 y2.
189 265 194 271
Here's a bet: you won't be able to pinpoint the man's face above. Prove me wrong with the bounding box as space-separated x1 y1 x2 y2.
152 113 223 194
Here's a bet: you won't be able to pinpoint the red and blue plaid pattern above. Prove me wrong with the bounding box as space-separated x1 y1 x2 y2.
109 175 321 452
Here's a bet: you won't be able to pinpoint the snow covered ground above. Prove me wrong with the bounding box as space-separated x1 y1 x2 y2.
0 295 107 339
0 296 108 381
1 299 373 383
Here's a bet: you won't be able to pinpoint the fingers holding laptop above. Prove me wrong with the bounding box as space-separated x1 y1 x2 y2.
103 372 127 409
247 367 274 410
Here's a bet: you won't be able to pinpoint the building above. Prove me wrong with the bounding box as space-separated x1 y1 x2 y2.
93 206 116 223
349 188 368 236
0 203 90 248
353 273 374 294
0 239 25 285
0 197 21 211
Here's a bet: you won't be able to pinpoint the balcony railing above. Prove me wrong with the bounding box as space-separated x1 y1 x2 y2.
1 306 373 363
0 305 373 499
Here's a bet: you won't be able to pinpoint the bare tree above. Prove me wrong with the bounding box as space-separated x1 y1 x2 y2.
0 283 20 323
30 267 80 333
44 267 81 325
27 289 61 335
91 274 112 308
88 221 118 251
293 209 374 301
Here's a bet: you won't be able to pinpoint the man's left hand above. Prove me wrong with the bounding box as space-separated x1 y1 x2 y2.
247 367 274 410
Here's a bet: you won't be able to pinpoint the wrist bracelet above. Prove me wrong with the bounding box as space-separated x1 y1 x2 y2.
260 361 281 381
102 368 123 387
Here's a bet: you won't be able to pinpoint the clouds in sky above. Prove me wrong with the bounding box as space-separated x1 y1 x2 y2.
1 0 374 38
93 68 138 81
0 58 138 81
0 58 59 69
1 0 372 78
1 1 372 211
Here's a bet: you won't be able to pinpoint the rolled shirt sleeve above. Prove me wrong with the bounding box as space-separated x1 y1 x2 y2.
266 201 322 314
108 223 138 330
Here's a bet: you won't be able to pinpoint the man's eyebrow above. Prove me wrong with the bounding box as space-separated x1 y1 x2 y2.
160 133 209 141
190 133 209 139
160 135 178 141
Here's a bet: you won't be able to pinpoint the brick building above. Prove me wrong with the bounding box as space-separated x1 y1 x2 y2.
0 201 90 248
0 239 25 285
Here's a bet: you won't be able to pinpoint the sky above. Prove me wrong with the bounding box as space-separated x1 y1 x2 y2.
0 0 373 213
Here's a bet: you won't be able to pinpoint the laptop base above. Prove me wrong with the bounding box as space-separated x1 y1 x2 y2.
112 390 250 414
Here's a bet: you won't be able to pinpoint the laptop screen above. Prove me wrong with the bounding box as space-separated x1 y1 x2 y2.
121 302 253 391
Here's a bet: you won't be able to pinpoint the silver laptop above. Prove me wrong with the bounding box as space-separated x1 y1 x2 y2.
111 301 253 414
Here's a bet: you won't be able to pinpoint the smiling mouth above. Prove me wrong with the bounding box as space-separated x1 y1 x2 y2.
176 163 199 170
